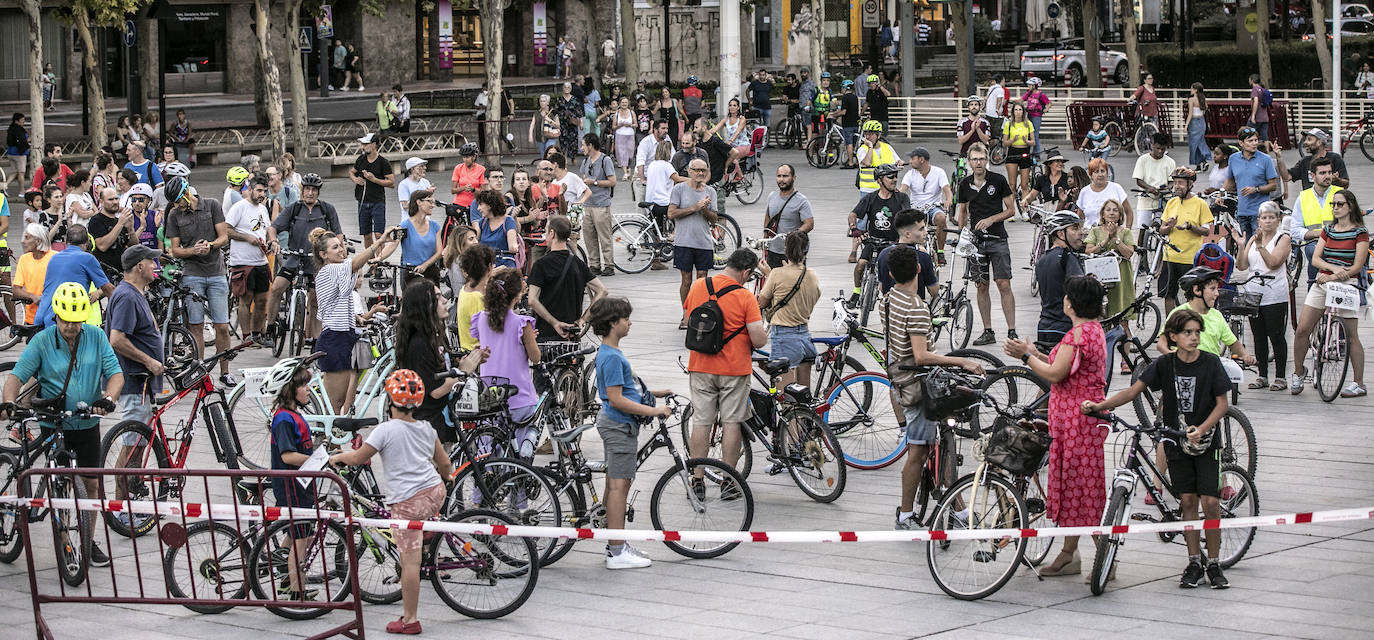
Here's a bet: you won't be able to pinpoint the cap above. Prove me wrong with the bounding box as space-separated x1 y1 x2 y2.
127 183 155 199
404 157 427 171
358 133 378 145
908 147 931 160
1304 128 1330 144
121 244 162 271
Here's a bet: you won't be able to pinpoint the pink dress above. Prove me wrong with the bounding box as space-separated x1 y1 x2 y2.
1045 321 1108 527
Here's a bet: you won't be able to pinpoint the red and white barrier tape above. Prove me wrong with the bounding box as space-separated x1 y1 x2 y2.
3 496 1371 544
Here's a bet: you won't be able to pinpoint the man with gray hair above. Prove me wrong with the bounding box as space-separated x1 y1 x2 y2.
668 157 719 329
34 224 116 327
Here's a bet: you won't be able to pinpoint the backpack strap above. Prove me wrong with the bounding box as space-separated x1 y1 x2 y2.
704 277 747 345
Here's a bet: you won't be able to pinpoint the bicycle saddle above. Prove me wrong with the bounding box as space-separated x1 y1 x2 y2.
811 335 846 347
551 421 596 444
752 356 792 378
152 392 178 407
234 479 266 505
9 324 40 339
637 201 655 209
334 417 379 433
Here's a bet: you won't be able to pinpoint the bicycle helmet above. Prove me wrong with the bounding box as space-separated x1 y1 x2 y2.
874 164 899 179
300 173 325 189
385 369 426 409
966 95 983 106
459 142 479 157
1027 76 1043 86
1091 115 1106 124
51 282 91 323
1170 166 1197 182
163 176 191 205
866 74 880 83
841 79 854 88
819 71 831 79
861 120 884 133
162 161 191 178
225 166 250 186
687 75 698 86
1044 211 1083 235
260 357 307 398
1179 266 1224 298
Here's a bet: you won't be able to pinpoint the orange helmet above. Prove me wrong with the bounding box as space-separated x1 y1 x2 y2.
385 369 426 409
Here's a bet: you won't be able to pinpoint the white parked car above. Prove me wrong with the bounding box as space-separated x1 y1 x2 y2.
1302 18 1374 40
1020 39 1130 87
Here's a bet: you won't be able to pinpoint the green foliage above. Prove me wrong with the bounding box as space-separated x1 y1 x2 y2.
973 15 995 52
57 0 147 26
1146 37 1374 88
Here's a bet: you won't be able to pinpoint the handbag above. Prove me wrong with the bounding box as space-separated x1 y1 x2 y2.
983 416 1053 476
882 296 923 407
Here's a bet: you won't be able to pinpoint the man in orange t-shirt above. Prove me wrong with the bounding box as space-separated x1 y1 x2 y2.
684 249 767 497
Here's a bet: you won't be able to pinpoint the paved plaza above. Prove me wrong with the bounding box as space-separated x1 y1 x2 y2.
1 141 1372 639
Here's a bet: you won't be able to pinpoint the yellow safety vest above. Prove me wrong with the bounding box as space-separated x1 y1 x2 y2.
857 143 897 192
1298 185 1342 230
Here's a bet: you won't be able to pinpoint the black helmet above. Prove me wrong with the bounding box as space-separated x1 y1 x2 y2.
460 142 479 157
1044 211 1083 235
300 173 324 189
1179 266 1224 298
874 164 899 179
163 176 190 205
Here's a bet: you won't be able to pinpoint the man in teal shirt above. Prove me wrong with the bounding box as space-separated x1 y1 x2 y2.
2 281 123 567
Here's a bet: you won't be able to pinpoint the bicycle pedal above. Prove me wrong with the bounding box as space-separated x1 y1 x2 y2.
766 463 784 476
625 506 635 523
1130 512 1157 522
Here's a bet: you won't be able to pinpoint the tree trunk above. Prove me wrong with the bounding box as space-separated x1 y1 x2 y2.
1256 0 1272 87
619 0 638 84
23 0 43 159
810 0 823 78
1313 0 1332 88
286 0 309 157
582 0 601 93
483 0 505 157
1121 0 1141 88
254 0 286 159
952 1 971 97
74 9 106 155
1083 0 1102 88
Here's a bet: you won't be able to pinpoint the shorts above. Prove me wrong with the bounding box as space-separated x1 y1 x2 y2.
974 238 1013 281
39 426 101 469
388 483 446 553
688 372 751 427
768 324 817 368
357 200 387 235
901 405 939 446
764 249 785 269
118 393 153 447
1006 146 1033 170
673 246 713 273
230 264 271 296
1304 280 1360 318
595 414 639 480
1165 447 1221 498
842 126 859 146
1159 261 1193 301
183 274 231 324
314 329 359 372
271 477 318 538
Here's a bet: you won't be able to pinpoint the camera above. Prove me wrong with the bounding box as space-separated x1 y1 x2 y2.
392 228 408 241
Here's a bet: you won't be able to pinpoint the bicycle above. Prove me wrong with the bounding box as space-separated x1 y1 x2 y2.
686 356 846 502
144 269 207 369
715 127 766 206
1100 99 1158 155
1132 215 1180 296
1302 279 1364 402
770 107 805 149
1332 108 1374 162
851 236 893 327
1085 410 1258 595
98 338 256 538
270 248 314 358
926 232 984 352
610 200 741 273
538 394 754 562
805 118 846 169
1021 204 1056 298
941 150 970 208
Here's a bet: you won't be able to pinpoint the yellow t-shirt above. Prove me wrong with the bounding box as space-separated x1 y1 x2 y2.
456 289 484 350
12 251 54 325
1161 196 1214 264
1002 120 1035 148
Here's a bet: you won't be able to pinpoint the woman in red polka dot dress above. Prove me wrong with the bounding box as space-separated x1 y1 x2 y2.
1003 275 1109 577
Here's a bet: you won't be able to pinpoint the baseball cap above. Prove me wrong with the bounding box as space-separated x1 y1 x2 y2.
1304 128 1330 144
908 147 931 160
404 157 427 171
358 133 378 145
127 183 155 199
121 244 163 271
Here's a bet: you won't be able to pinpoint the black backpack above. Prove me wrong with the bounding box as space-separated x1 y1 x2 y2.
685 277 745 355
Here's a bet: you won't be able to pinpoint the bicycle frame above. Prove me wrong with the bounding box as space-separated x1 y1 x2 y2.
143 376 240 469
305 348 396 444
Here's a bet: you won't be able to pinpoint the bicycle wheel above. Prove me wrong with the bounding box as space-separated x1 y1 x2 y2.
989 141 1007 165
823 137 843 168
1314 319 1349 403
925 471 1027 600
1131 299 1163 346
538 472 586 567
0 452 23 564
857 271 879 327
247 518 353 620
610 218 655 274
446 458 561 565
352 524 403 604
163 520 250 614
1020 465 1055 566
1090 485 1131 596
679 419 754 478
709 214 743 269
805 137 827 168
98 420 172 538
948 299 974 351
650 458 752 559
227 382 325 470
430 508 539 619
1215 464 1259 568
164 324 200 372
289 290 308 357
948 348 1006 371
1134 121 1159 157
271 308 289 358
1130 361 1160 429
1103 122 1124 156
1218 407 1257 480
50 474 93 588
1362 129 1374 163
971 365 1050 435
1286 246 1303 291
735 165 763 205
825 373 906 469
780 409 847 503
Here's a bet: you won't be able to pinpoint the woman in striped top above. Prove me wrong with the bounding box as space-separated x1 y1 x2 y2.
1292 190 1368 398
310 226 400 412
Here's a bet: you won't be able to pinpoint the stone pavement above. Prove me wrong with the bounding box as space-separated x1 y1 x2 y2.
1 140 1372 639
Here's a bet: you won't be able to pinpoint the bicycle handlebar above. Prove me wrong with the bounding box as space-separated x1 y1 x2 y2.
1087 410 1187 443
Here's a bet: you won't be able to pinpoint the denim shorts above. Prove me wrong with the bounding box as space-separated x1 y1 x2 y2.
842 126 859 146
314 328 358 372
902 404 939 446
768 324 817 368
183 274 231 324
357 200 387 234
118 393 153 447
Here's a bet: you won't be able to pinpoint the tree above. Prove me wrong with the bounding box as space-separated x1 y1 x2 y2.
481 0 505 156
63 0 146 157
1256 0 1272 87
952 1 971 97
811 0 823 79
619 0 638 84
22 0 43 159
284 0 309 156
1119 0 1141 88
1312 0 1332 88
253 0 287 159
1082 0 1102 88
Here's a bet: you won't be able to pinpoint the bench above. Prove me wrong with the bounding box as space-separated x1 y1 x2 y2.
317 129 469 177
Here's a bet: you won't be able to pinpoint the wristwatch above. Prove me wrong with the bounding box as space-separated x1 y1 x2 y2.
1019 353 1031 364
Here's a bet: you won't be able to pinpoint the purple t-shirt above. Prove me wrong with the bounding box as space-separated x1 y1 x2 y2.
1250 86 1269 123
469 309 538 409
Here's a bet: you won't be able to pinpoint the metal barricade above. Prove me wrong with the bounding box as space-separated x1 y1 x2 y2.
13 468 364 640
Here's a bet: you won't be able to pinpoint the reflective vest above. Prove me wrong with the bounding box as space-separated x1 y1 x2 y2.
813 89 832 113
857 143 897 192
1298 185 1343 230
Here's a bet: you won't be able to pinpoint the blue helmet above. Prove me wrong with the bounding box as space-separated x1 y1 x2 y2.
841 79 854 88
819 71 831 79
687 75 698 86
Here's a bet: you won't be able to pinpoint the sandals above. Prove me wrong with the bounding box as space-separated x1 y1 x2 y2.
1270 379 1287 391
1247 377 1268 390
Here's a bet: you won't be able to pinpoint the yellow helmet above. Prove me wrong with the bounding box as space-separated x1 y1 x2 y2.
862 120 884 133
226 166 251 186
52 282 91 323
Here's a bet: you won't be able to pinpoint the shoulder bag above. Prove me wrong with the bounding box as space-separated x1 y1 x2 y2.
764 266 806 323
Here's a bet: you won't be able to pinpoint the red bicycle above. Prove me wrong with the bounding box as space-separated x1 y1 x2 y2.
96 339 255 538
1334 109 1374 161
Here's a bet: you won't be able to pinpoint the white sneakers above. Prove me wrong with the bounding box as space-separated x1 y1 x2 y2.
605 543 652 570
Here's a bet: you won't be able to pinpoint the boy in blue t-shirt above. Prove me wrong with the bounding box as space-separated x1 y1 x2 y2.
268 366 318 600
588 296 672 570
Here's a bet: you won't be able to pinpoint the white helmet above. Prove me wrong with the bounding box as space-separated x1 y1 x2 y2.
1027 76 1044 86
260 357 308 398
162 161 191 178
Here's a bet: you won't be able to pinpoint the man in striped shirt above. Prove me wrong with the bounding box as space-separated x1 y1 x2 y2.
884 245 984 530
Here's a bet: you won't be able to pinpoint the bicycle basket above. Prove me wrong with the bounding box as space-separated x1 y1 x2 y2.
983 416 1053 477
921 368 983 422
1216 289 1261 318
451 376 517 418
